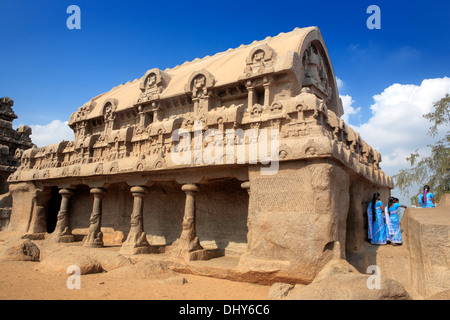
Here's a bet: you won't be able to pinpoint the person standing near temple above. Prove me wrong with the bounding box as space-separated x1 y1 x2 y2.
418 185 436 208
367 192 387 245
385 197 408 245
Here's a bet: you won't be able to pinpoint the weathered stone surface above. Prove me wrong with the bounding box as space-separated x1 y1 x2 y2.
313 258 359 281
427 290 450 300
285 259 411 300
36 249 103 275
35 244 132 275
7 182 42 233
401 194 450 298
0 97 34 197
347 241 412 294
237 162 348 283
0 239 40 261
268 282 294 299
158 275 188 285
104 259 175 279
0 192 12 231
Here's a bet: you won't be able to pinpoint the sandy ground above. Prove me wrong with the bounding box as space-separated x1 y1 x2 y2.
0 259 270 300
0 230 271 301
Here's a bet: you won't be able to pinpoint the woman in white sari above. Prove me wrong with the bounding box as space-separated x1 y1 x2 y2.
385 197 407 245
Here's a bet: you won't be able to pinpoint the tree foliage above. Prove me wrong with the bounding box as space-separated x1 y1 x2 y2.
394 94 450 204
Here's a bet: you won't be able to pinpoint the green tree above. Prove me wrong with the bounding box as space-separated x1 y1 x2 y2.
394 93 450 205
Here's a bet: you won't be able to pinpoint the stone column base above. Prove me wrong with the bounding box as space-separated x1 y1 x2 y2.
179 248 223 261
83 240 104 248
53 234 75 243
119 244 163 255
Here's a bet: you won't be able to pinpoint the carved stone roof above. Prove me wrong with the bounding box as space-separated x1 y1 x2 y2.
68 26 342 126
9 27 392 189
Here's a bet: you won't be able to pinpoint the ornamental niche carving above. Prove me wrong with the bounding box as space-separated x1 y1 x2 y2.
74 102 94 122
102 98 118 122
240 44 275 79
137 68 170 103
302 43 332 98
184 69 215 98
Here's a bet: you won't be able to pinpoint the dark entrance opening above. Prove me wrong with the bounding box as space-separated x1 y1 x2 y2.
47 187 61 233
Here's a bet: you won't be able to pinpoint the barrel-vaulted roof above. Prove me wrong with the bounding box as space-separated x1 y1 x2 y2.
68 26 342 126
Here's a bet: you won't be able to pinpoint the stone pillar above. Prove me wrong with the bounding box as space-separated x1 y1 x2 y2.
84 187 106 248
241 181 251 221
172 184 210 261
240 181 252 257
241 181 250 193
138 106 145 128
192 97 200 117
263 77 271 106
246 81 255 108
120 186 153 254
49 188 74 243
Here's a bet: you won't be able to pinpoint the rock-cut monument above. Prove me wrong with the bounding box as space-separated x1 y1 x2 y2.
6 27 393 284
0 97 34 231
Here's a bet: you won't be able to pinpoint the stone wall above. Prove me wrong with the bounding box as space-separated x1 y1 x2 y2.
0 97 34 194
238 160 357 284
401 194 450 298
0 192 12 230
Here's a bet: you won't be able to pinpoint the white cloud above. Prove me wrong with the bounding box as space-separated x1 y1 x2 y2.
336 77 361 124
28 120 74 148
336 77 344 90
348 77 450 177
340 94 361 125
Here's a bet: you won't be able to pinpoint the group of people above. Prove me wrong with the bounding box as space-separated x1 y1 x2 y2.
367 185 436 246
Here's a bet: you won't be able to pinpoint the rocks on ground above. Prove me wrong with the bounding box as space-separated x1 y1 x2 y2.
0 239 40 262
283 259 411 300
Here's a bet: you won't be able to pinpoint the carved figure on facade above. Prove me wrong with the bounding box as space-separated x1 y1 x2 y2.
185 69 215 102
137 68 171 104
240 44 275 79
302 43 332 98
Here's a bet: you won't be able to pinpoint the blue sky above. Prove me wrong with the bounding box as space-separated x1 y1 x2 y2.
1 0 449 201
1 0 448 125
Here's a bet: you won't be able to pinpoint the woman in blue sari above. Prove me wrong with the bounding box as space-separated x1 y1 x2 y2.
385 197 407 245
367 193 387 245
418 185 436 208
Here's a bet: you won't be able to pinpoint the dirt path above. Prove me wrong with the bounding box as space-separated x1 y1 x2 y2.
0 260 269 300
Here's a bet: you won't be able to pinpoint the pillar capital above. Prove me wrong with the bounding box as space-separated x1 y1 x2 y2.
241 181 250 190
90 187 106 196
130 185 147 196
181 183 199 193
59 188 74 197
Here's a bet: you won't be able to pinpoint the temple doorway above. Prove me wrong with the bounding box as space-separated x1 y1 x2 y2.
46 186 61 233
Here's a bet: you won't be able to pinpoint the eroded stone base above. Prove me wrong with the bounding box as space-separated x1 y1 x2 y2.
83 241 104 248
120 245 164 255
53 235 75 243
189 248 223 261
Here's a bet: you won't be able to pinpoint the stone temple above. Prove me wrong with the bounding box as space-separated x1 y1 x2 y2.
5 27 393 284
0 97 34 230
0 97 34 194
